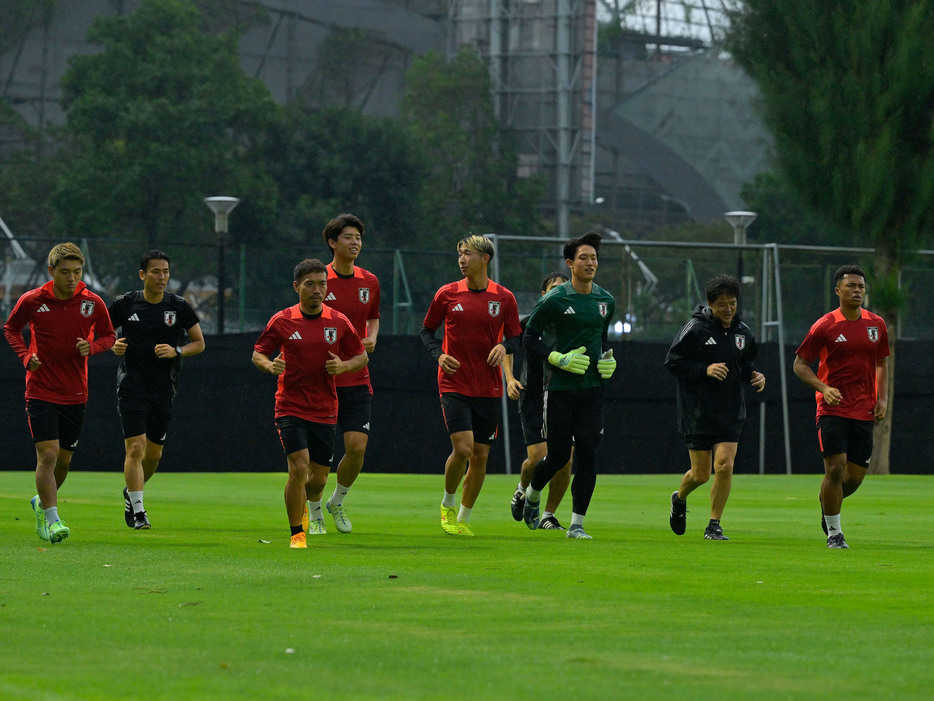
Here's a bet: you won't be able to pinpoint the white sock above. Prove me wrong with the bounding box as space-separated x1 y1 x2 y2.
516 480 525 492
129 490 144 514
329 482 350 508
526 486 542 503
825 513 842 536
542 511 555 520
570 512 585 528
441 491 456 508
43 506 60 524
458 505 472 523
309 500 323 522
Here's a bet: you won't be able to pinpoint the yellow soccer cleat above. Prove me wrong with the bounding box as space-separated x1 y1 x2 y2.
290 532 307 549
441 505 459 534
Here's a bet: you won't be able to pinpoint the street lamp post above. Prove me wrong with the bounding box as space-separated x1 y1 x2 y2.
204 196 240 334
724 210 757 314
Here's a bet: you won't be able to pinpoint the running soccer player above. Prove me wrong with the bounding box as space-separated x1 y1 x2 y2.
4 242 115 542
665 274 766 541
319 213 380 533
793 265 889 549
109 250 205 530
503 271 573 530
421 234 522 536
521 231 616 539
252 258 367 549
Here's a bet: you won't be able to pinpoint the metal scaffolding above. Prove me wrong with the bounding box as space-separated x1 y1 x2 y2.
447 0 597 238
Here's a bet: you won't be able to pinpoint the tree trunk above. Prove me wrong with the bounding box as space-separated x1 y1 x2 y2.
869 339 894 474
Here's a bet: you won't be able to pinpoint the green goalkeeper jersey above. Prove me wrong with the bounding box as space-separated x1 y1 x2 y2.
525 281 616 391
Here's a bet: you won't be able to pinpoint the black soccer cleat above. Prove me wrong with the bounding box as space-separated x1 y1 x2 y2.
538 515 565 531
123 487 134 528
827 532 848 549
510 488 525 521
669 491 687 535
133 511 151 530
704 522 729 540
523 497 540 530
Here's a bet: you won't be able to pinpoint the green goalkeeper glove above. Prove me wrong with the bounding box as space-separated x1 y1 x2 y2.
597 349 616 379
548 346 590 374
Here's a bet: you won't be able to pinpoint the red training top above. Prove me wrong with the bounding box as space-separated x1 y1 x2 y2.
325 263 380 390
3 280 116 405
795 307 889 422
254 304 365 424
423 279 521 398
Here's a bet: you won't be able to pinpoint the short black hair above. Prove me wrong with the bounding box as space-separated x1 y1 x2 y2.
833 265 866 286
293 258 328 282
140 249 170 272
322 213 365 248
540 271 568 292
705 274 741 304
564 231 602 261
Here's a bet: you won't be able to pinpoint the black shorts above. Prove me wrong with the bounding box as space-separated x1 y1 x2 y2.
336 385 372 435
440 393 500 445
519 390 546 446
26 399 86 450
275 415 336 466
118 395 172 445
817 415 874 468
684 434 741 451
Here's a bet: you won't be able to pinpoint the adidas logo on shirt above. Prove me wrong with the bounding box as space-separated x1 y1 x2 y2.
452 303 464 312
705 337 717 345
835 334 847 343
325 292 337 301
37 304 51 312
289 331 302 340
128 313 140 321
563 307 576 315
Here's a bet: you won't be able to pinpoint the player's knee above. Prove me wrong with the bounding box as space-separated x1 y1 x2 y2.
690 467 712 484
713 461 734 477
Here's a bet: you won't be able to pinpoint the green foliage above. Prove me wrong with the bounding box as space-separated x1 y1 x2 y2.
265 104 425 250
54 0 279 276
740 171 848 245
727 0 934 293
401 49 546 248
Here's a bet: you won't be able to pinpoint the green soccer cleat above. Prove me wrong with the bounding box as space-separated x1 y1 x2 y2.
308 518 327 535
48 519 70 543
566 524 593 540
326 500 352 533
441 505 459 535
456 520 475 536
31 495 50 542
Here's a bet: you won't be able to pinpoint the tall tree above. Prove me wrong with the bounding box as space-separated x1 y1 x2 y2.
727 1 934 473
55 0 279 276
401 48 545 249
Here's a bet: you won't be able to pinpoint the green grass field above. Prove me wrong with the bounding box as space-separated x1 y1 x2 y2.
1 471 931 700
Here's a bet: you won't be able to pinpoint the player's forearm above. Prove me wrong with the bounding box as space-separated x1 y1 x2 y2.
3 325 29 363
252 351 275 374
89 331 116 355
420 326 443 361
345 351 368 374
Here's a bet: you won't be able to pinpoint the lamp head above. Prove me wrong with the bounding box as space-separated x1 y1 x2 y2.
724 210 757 244
204 196 240 233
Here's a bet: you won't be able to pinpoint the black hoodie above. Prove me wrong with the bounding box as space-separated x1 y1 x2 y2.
664 304 759 436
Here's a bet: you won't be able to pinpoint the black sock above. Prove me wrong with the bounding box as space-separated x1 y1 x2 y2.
709 519 720 527
290 525 303 536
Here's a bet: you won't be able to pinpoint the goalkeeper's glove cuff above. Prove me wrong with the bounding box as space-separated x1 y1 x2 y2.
597 349 616 379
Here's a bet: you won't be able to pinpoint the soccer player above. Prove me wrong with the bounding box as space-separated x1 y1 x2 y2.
108 250 205 530
793 265 889 549
521 231 616 539
319 213 380 533
252 258 367 549
503 271 573 530
3 242 115 542
665 274 766 541
421 235 522 536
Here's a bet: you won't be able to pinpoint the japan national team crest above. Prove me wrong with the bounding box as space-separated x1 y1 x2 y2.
867 326 879 343
324 327 337 344
358 287 370 304
735 334 746 350
598 302 608 318
164 311 177 327
80 300 95 317
488 301 501 317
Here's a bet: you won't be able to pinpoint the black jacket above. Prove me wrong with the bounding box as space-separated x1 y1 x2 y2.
664 305 759 436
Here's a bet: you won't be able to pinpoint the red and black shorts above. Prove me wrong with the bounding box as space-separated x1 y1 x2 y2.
440 392 500 445
817 415 874 468
26 399 86 450
275 415 336 467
